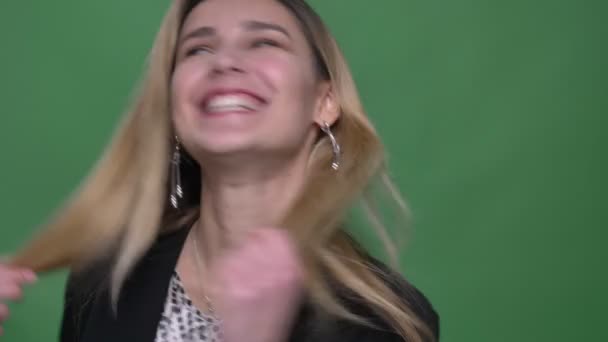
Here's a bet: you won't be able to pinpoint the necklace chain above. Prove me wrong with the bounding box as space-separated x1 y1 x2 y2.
191 227 217 318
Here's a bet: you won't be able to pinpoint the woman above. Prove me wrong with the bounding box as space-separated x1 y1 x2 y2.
0 0 439 341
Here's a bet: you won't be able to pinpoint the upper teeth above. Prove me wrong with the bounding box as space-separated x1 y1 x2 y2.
206 94 260 112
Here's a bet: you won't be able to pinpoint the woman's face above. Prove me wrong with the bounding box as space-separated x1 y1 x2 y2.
171 0 332 164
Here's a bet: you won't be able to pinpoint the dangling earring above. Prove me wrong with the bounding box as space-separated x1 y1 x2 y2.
170 136 184 209
320 121 341 170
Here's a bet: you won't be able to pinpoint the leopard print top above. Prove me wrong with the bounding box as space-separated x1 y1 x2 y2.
155 272 222 342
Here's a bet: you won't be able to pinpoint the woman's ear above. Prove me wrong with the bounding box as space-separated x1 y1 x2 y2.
313 82 340 126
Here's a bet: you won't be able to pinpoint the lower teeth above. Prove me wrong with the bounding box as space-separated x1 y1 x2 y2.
208 106 253 112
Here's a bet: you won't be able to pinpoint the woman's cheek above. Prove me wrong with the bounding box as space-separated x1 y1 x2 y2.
173 62 206 103
253 55 300 91
180 60 205 83
171 64 201 126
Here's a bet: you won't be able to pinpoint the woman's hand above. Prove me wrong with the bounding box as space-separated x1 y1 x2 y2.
208 228 304 342
0 263 37 336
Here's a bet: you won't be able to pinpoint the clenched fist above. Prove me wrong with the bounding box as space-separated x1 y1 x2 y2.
207 228 304 342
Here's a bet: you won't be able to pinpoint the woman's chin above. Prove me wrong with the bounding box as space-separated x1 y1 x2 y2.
195 138 263 159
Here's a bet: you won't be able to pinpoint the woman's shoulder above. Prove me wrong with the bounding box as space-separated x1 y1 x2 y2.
292 255 439 342
350 256 439 340
370 257 440 339
62 225 190 299
59 228 189 341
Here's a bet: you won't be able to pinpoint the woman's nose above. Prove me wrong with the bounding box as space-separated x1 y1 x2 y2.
209 47 245 76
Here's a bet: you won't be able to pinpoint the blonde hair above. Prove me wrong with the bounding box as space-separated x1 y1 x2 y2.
10 1 434 341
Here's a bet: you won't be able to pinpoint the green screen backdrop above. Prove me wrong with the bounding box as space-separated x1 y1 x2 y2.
0 1 606 341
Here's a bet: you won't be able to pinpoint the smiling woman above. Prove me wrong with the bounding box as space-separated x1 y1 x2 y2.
1 0 439 341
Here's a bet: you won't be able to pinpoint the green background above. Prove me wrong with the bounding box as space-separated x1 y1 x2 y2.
1 0 606 341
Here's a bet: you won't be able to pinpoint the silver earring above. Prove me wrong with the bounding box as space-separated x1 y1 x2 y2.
320 121 340 170
170 136 183 208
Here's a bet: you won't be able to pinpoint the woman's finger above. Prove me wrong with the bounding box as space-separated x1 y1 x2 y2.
0 285 23 301
0 266 37 285
18 269 37 284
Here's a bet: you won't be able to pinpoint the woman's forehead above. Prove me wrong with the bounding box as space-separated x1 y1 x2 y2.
181 0 300 35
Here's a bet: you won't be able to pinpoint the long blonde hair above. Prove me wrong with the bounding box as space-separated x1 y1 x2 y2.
11 1 433 340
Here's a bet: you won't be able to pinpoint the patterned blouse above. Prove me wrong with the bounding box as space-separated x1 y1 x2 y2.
155 272 222 342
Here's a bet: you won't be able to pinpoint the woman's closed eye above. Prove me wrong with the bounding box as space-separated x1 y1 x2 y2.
182 38 283 58
185 45 214 57
251 38 282 49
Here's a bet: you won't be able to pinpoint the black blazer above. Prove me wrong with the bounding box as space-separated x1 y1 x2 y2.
59 226 439 341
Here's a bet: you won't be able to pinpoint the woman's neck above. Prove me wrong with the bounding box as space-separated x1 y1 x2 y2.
194 155 309 260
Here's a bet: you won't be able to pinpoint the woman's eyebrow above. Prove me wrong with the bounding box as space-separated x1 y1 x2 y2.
242 20 291 40
179 26 215 46
179 20 292 46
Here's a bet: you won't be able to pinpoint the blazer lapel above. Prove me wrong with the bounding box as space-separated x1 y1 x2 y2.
80 227 190 342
